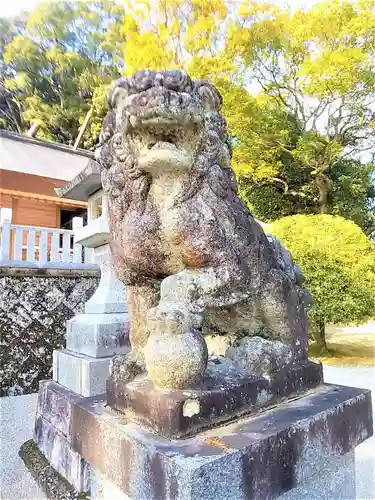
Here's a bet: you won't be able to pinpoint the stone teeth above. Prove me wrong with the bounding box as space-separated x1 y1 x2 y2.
151 142 178 151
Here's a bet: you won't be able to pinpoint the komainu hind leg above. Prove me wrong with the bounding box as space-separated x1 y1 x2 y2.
258 269 308 359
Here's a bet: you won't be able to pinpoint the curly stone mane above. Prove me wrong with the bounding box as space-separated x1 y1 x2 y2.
96 69 312 391
96 70 237 229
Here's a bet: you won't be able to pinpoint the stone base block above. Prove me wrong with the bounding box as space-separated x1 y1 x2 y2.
34 380 91 492
35 414 91 492
36 379 82 436
90 452 357 500
66 312 130 358
53 348 110 397
71 384 373 500
107 360 323 438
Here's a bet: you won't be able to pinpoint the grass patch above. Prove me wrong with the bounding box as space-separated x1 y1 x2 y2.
309 336 375 366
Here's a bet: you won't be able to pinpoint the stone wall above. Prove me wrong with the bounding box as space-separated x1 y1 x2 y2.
0 267 99 396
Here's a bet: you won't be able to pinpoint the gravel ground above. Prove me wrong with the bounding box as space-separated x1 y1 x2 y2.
0 366 373 500
323 366 375 500
0 394 46 500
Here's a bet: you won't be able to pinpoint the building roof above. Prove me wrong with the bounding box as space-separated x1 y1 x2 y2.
0 188 87 207
56 160 102 201
0 170 87 208
0 130 94 159
0 130 95 181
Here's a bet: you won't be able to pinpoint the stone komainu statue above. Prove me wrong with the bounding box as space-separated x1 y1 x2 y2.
96 69 312 390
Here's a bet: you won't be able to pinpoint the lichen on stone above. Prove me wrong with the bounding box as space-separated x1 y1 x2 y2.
97 69 312 390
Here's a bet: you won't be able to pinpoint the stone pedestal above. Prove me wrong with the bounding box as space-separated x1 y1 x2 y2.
107 360 323 438
69 383 372 500
34 178 130 492
90 451 357 500
34 380 91 492
53 191 130 397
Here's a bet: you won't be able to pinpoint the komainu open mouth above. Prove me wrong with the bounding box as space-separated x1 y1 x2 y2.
134 120 194 172
130 120 195 157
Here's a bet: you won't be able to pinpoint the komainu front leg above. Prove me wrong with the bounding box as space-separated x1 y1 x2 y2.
110 279 160 386
127 280 160 349
143 266 242 389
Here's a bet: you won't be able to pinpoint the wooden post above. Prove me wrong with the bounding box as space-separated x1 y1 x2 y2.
14 227 23 261
26 228 36 263
38 229 49 264
51 231 60 262
62 232 71 263
73 217 84 263
0 221 11 263
73 108 92 150
27 123 40 137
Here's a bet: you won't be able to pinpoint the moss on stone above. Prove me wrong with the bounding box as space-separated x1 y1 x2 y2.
19 440 89 500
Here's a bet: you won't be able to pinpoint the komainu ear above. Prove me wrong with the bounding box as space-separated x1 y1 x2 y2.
195 81 222 112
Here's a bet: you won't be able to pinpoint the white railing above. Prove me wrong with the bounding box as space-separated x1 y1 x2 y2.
0 221 94 267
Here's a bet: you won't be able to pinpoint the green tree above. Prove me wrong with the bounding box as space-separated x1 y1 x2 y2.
269 214 375 351
1 0 125 146
228 0 375 227
240 157 375 231
1 0 374 231
0 15 27 132
118 0 231 79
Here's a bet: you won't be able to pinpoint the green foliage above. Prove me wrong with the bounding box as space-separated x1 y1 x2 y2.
0 0 374 230
118 0 230 77
0 0 125 146
269 215 375 331
240 158 375 232
228 0 375 225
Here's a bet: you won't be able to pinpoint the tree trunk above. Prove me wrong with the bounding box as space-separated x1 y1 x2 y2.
313 320 328 352
73 108 92 150
314 173 333 214
27 123 40 137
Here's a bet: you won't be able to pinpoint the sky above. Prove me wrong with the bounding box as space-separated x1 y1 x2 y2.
0 0 37 17
0 0 313 18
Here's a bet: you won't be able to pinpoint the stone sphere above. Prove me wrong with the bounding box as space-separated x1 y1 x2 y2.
144 330 208 389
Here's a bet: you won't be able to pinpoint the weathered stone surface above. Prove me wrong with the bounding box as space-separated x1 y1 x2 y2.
55 159 101 201
66 313 130 358
72 384 372 500
107 360 323 438
83 244 128 314
144 328 208 389
35 414 91 492
96 69 312 390
74 218 111 249
36 380 82 437
34 380 92 493
0 268 99 396
90 452 358 500
205 334 234 357
20 439 90 500
279 452 356 500
53 349 110 397
226 336 294 378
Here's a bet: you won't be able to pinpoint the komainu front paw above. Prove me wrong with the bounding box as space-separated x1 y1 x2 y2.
146 301 201 336
110 349 145 384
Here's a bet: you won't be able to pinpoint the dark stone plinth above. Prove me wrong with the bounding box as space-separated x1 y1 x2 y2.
106 360 323 438
34 380 93 492
71 384 372 500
